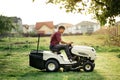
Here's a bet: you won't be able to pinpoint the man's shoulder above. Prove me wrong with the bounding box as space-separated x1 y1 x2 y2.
54 32 61 35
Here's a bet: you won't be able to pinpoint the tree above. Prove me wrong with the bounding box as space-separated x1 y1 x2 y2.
33 0 120 26
90 0 120 26
0 15 15 34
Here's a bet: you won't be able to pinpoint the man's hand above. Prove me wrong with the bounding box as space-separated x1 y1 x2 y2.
67 42 73 45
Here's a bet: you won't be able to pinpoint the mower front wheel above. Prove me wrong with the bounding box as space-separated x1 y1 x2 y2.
83 61 94 72
45 60 59 72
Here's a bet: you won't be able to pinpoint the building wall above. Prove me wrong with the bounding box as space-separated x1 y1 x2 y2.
17 19 23 32
38 25 54 34
67 25 82 34
66 23 100 34
22 25 35 33
93 24 100 32
29 25 35 32
23 26 28 33
11 17 23 33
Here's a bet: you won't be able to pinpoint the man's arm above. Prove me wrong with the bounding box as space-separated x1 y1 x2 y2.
61 40 68 44
61 40 73 45
56 32 73 44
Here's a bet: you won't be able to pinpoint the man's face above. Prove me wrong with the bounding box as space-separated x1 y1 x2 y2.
59 29 65 34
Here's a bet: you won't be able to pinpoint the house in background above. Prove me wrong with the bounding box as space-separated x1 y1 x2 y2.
23 25 29 33
9 17 23 33
67 25 82 34
55 23 73 34
29 25 36 32
35 21 54 35
23 25 35 33
77 21 100 33
68 21 100 34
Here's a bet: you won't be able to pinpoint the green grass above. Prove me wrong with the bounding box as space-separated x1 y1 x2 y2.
0 51 120 80
0 35 120 80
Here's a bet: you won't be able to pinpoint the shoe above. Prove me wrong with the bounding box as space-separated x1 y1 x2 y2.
69 56 76 62
71 56 77 60
69 59 72 62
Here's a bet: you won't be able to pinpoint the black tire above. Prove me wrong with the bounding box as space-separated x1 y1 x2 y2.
63 69 69 72
83 61 94 72
45 60 59 72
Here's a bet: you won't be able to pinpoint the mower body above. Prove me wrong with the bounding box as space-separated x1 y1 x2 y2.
29 45 96 72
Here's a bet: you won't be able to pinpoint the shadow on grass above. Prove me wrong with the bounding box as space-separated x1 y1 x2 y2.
0 58 13 78
0 39 6 42
0 45 49 53
117 54 120 58
18 70 105 80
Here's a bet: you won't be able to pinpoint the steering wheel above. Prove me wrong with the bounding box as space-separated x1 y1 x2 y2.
68 42 73 47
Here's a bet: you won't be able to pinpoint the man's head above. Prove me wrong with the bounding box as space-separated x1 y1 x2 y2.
58 26 65 34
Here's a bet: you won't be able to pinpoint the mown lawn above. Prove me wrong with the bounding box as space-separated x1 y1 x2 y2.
0 35 120 80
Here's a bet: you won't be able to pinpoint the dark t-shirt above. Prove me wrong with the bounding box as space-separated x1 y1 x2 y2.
50 32 61 46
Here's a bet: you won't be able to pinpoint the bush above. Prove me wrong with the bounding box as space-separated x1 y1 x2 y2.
117 54 120 58
94 26 120 47
92 46 120 52
109 48 120 52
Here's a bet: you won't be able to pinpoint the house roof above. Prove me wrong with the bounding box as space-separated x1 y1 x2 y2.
35 21 54 30
55 23 73 28
23 24 29 29
76 21 99 26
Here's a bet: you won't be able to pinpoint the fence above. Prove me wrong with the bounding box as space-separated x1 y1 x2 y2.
106 25 120 46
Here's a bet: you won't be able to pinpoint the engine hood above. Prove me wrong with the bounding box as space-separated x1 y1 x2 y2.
71 45 96 57
72 45 94 50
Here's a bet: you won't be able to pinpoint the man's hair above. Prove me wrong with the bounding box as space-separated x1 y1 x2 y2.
58 26 65 30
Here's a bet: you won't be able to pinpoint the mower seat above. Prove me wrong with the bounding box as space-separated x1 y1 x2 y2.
50 49 61 54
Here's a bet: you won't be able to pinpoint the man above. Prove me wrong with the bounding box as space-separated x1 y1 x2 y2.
50 26 74 60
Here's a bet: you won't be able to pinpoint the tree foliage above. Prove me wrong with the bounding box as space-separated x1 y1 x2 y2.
43 0 120 26
0 15 15 34
90 0 120 25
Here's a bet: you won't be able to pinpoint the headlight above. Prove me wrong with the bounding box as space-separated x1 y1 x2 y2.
92 49 95 52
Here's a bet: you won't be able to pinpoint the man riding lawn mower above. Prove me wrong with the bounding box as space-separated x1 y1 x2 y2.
29 26 96 72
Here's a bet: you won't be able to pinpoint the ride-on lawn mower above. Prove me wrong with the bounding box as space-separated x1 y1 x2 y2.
29 34 96 72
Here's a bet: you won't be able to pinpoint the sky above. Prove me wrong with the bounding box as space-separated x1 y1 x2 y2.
0 0 97 25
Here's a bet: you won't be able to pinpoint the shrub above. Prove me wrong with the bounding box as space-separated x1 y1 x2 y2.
117 54 120 58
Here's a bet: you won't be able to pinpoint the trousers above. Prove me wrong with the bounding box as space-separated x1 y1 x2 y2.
50 44 72 59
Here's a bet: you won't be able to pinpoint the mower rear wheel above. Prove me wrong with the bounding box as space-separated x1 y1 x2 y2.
45 60 59 72
83 61 94 72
